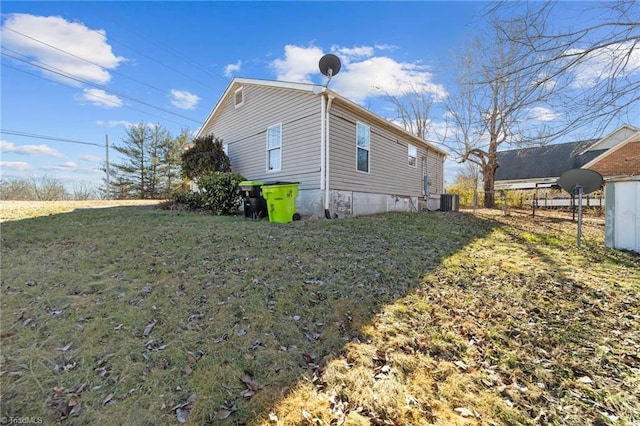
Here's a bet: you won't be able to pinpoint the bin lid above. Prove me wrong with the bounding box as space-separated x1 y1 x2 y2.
262 181 300 186
239 180 264 186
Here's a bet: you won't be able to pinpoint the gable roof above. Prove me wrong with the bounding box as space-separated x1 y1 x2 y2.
582 128 640 170
495 124 639 183
495 140 602 181
197 77 448 157
578 124 639 153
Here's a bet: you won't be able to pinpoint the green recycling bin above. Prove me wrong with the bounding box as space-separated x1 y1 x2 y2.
261 182 300 223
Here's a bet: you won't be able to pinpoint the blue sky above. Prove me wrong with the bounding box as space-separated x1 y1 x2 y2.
1 1 637 192
0 1 488 191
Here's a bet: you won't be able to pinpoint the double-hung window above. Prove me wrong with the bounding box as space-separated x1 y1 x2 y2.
408 144 417 167
356 122 370 173
267 123 282 171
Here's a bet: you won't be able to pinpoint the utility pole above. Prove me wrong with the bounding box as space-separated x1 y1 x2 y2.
105 134 110 200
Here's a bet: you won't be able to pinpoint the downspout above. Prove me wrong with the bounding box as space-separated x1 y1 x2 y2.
320 94 326 196
324 95 335 216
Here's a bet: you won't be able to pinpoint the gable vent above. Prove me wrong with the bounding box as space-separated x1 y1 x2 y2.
234 87 244 108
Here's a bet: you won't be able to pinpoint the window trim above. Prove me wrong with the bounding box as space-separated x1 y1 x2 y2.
234 87 244 108
356 121 370 174
408 143 417 168
266 123 282 172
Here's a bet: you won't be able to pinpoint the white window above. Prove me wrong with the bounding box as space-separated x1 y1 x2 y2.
267 123 282 171
408 144 417 167
222 143 229 156
234 87 244 108
356 122 370 173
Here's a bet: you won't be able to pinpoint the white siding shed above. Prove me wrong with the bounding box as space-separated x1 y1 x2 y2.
605 176 640 253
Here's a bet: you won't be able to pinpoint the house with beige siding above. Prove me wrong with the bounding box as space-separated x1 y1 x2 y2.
196 78 447 217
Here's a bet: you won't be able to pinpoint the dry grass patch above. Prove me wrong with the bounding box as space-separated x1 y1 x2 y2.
1 206 638 425
263 210 639 426
0 200 162 222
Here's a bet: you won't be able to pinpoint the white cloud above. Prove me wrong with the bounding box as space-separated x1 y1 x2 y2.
529 106 562 122
59 161 78 169
568 41 640 89
96 120 132 128
331 45 375 61
333 56 447 103
96 120 158 129
0 13 124 85
81 154 102 162
78 88 123 108
271 45 325 83
224 60 242 77
41 164 81 172
171 89 200 110
0 161 32 171
1 140 64 158
270 44 447 103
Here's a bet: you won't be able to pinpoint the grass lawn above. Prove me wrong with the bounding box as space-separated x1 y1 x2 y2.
1 202 638 425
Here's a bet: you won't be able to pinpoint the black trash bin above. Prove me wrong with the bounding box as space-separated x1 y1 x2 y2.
239 181 268 220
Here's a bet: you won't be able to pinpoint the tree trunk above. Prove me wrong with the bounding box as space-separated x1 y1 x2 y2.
483 171 495 208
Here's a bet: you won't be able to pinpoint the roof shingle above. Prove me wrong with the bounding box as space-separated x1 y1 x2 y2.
495 140 605 180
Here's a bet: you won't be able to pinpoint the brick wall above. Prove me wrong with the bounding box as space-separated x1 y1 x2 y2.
589 141 640 177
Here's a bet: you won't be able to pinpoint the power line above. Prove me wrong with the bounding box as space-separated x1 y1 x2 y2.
1 50 202 124
2 61 195 128
3 26 171 96
86 21 219 90
1 129 103 147
89 6 228 86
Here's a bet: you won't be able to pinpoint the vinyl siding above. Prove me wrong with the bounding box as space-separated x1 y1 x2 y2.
328 102 444 196
199 83 321 189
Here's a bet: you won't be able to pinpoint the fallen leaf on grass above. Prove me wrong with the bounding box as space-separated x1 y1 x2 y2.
56 342 72 352
176 408 188 423
209 401 238 420
212 408 232 420
241 374 264 391
102 393 114 406
182 364 192 377
302 409 322 424
454 407 474 417
240 374 264 398
96 353 114 366
143 320 157 337
172 394 197 423
454 360 469 371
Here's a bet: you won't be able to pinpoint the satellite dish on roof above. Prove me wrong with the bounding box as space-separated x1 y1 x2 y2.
558 168 603 248
559 169 603 195
319 54 341 87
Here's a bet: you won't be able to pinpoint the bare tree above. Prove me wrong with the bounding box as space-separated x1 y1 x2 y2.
72 182 96 200
30 176 68 200
487 1 640 137
442 23 552 208
382 83 434 140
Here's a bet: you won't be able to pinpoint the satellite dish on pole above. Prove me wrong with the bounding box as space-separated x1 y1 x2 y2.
559 169 603 195
319 54 341 87
558 168 603 248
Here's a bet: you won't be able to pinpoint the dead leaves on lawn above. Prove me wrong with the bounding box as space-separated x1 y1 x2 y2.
240 373 264 398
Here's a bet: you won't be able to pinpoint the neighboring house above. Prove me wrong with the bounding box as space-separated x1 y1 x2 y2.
495 125 640 190
195 78 447 217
